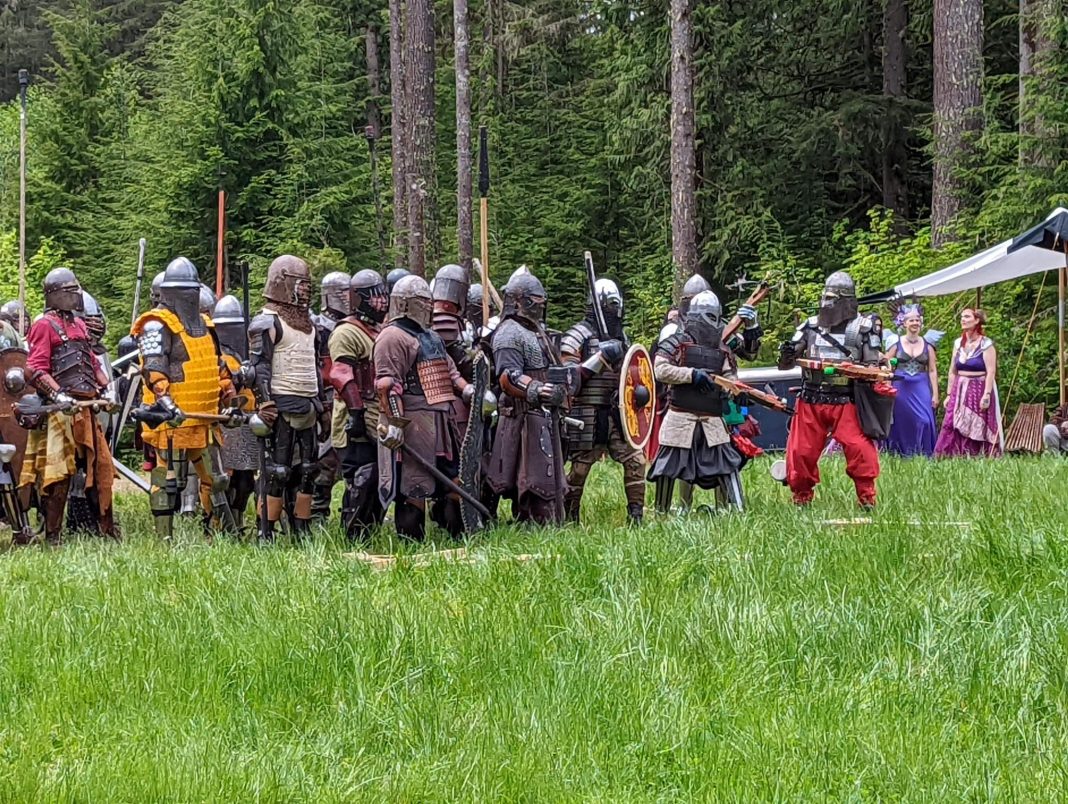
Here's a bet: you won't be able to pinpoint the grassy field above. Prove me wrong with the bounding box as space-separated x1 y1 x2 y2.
1 455 1067 800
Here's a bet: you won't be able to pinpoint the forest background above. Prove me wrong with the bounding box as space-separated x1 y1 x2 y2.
0 0 1065 411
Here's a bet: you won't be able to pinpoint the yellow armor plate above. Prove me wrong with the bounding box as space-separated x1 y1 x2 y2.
133 310 221 450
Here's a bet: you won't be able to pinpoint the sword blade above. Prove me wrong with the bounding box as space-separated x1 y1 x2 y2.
112 455 150 493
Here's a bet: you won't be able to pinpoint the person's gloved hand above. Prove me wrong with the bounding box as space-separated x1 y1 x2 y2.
157 394 185 424
691 369 715 393
378 422 405 449
537 382 567 407
256 400 278 427
738 304 758 326
462 384 476 404
346 410 367 439
598 339 625 366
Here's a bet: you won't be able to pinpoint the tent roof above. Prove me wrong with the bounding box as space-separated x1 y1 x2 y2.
858 208 1068 303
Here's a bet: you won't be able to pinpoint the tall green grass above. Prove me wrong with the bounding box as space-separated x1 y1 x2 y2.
0 455 1066 800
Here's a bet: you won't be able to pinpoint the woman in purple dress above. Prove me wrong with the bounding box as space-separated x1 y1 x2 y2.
934 308 1002 457
885 305 939 456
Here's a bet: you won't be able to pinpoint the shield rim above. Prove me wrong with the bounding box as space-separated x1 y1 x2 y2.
618 343 655 451
0 347 29 481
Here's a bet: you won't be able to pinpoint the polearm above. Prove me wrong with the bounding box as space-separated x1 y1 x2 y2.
17 69 28 335
130 237 147 329
216 189 226 297
366 126 388 266
240 259 250 321
478 125 490 325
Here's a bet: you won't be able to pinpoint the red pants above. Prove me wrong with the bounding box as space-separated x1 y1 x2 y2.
786 399 879 505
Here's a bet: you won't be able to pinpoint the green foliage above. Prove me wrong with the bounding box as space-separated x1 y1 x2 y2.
0 231 66 313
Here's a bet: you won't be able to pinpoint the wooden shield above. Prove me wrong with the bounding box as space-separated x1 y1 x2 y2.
618 343 655 451
0 348 28 480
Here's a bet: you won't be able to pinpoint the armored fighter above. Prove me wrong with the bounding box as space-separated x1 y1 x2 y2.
328 270 388 539
485 272 574 525
213 295 259 527
0 300 28 344
375 275 473 540
248 255 322 538
131 258 238 537
310 271 351 521
647 290 761 512
559 279 636 523
18 268 117 543
778 270 884 507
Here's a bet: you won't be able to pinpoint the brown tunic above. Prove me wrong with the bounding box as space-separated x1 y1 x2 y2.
374 324 462 499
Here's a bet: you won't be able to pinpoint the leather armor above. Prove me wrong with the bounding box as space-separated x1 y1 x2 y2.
667 335 728 416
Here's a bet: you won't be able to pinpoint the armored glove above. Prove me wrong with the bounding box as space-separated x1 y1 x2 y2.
54 392 76 409
256 400 278 427
157 394 185 424
378 422 405 449
598 339 626 367
222 409 244 429
536 382 567 407
462 383 476 404
346 410 368 439
738 304 758 327
691 369 716 394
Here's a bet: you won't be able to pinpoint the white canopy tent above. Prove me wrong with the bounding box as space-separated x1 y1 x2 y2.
867 207 1068 298
860 207 1068 406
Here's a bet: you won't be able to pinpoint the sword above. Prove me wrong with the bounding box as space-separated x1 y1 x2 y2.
583 250 609 340
111 366 142 454
111 455 150 493
131 237 147 329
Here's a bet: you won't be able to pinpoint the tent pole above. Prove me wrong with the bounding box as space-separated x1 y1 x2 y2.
1060 249 1067 408
975 287 982 309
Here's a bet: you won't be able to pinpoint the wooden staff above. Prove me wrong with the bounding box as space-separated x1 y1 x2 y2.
17 69 28 335
216 189 226 297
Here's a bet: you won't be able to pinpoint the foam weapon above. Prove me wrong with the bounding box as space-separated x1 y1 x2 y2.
130 238 147 329
584 250 609 339
795 358 897 396
131 402 246 427
722 278 772 343
15 396 114 417
711 375 794 415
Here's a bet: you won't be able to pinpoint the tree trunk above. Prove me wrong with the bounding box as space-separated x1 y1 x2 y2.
366 24 382 140
406 0 436 276
1019 0 1056 168
931 0 983 246
454 0 473 272
669 0 698 298
882 0 909 225
408 172 426 277
389 0 408 267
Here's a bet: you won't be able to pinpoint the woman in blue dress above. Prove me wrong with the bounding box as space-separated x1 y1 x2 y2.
885 304 939 456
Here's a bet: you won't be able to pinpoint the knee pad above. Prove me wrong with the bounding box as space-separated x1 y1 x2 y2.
210 472 229 495
149 466 172 512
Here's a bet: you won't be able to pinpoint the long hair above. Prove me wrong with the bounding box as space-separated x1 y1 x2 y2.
959 307 987 350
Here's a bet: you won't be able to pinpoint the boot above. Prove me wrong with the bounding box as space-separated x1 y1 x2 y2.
42 479 70 545
626 503 643 526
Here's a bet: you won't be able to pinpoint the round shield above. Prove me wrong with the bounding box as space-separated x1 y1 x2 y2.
618 343 656 451
0 348 28 481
